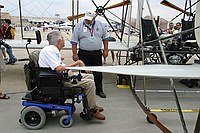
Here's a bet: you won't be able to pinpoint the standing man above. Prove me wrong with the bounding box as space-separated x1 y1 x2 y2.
70 12 109 98
4 19 17 64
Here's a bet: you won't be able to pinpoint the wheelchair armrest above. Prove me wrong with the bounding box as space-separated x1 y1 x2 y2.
38 68 83 84
38 68 62 78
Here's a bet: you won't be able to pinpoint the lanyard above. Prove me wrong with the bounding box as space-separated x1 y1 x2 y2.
83 21 95 36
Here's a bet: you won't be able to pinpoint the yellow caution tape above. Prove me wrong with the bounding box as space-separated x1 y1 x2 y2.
116 85 130 89
150 109 199 113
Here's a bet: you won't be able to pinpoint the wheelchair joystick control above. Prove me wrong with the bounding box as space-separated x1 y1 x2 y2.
77 74 82 81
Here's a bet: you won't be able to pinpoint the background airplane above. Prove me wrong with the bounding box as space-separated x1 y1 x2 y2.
41 21 72 31
54 22 73 32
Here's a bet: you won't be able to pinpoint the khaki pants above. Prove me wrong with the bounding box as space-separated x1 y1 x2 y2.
63 71 96 109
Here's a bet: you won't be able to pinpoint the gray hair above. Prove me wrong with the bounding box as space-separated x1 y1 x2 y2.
47 31 62 45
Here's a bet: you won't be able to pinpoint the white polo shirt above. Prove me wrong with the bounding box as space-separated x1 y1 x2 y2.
39 45 66 70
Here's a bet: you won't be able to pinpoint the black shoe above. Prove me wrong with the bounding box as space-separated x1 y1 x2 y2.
6 61 13 65
7 58 17 65
96 92 106 98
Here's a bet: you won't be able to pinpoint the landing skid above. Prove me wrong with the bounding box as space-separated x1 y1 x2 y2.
128 76 172 133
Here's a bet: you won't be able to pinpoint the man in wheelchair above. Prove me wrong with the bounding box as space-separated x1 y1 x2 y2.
39 31 105 120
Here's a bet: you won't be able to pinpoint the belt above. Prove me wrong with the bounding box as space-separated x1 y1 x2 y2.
79 48 101 53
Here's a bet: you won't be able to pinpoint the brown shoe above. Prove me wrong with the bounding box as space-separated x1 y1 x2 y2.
96 106 104 112
91 109 105 120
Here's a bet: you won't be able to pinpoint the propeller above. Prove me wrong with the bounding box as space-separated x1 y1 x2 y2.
160 0 191 16
67 0 131 21
67 13 85 21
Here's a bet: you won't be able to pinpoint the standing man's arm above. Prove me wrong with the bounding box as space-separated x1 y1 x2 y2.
72 44 79 61
71 22 80 61
103 40 108 59
102 22 109 59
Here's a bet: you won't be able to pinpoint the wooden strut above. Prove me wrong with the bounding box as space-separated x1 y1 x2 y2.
129 76 172 133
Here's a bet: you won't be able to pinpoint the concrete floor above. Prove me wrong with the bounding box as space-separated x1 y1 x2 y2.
0 49 200 133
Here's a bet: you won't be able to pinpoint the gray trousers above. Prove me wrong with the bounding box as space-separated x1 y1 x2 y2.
63 71 96 109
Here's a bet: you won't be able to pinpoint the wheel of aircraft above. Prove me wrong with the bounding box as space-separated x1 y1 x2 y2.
146 113 157 124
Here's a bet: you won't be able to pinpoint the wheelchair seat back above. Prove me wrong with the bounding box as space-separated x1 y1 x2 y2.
24 50 40 90
29 50 40 67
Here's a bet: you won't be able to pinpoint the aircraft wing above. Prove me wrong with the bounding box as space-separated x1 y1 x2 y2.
67 64 200 79
4 40 73 50
5 39 137 51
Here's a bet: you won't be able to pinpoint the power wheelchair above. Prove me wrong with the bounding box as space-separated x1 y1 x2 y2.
19 31 94 130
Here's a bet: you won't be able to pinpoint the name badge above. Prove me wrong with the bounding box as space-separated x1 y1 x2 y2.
90 36 94 43
83 27 87 32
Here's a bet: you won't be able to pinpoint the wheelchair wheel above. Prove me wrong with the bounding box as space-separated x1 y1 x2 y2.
21 106 46 130
59 115 73 128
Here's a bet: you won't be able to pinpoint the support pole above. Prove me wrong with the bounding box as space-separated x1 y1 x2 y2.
18 0 23 39
137 0 147 105
77 0 79 23
72 0 75 31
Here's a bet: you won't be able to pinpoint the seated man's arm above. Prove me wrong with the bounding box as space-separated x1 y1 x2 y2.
55 65 67 73
54 60 85 73
66 60 85 67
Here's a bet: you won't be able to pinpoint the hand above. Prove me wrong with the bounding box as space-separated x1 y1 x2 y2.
103 50 108 58
78 60 90 73
78 60 85 66
85 70 91 74
61 57 65 61
73 54 79 61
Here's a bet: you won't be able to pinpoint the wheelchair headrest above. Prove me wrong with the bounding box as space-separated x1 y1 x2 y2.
35 30 41 44
29 50 40 67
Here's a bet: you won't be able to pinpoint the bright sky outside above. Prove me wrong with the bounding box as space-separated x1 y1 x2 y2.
0 0 196 23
